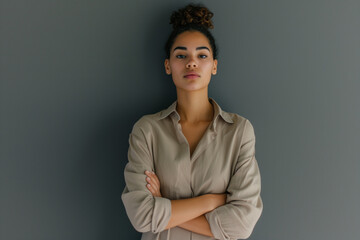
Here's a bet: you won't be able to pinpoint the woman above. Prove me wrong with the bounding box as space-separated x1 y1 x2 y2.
122 4 263 240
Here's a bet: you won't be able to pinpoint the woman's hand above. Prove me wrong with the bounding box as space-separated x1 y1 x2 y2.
145 170 162 197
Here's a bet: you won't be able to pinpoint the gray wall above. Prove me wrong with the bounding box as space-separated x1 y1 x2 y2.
1 0 359 239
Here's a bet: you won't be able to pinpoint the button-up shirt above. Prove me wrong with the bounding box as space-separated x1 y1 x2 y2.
121 97 263 240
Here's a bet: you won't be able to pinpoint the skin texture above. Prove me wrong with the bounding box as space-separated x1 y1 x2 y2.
144 30 226 237
164 31 217 94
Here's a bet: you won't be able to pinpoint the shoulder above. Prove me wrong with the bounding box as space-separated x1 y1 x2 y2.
222 110 256 140
131 113 157 133
130 107 167 134
222 109 254 129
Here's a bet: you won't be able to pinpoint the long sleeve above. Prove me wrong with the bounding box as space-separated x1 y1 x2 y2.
205 119 263 240
121 119 172 233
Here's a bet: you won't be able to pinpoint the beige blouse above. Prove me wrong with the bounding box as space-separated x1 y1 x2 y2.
121 97 263 240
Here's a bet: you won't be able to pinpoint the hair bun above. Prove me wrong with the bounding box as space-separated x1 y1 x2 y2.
170 4 214 30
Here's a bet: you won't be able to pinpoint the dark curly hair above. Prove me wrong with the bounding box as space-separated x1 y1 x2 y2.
164 4 218 60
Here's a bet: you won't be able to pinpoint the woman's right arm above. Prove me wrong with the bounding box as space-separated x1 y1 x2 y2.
122 121 172 234
164 193 226 230
145 169 226 232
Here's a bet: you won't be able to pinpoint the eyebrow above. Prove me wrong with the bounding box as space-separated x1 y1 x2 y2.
173 46 210 52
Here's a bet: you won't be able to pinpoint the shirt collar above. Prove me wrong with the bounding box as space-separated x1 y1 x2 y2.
157 97 234 129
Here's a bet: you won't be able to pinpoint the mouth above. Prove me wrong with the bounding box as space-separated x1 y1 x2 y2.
184 73 200 79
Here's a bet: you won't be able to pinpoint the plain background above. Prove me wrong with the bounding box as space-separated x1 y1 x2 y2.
1 0 359 239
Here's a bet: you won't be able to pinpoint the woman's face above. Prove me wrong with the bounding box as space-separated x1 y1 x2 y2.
164 31 218 92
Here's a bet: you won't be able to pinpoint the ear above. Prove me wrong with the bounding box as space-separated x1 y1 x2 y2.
212 59 218 75
164 59 171 75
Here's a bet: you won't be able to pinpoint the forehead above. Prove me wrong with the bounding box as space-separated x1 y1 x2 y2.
172 31 211 50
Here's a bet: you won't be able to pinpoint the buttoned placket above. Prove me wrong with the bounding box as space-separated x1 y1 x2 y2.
170 110 218 195
171 110 218 240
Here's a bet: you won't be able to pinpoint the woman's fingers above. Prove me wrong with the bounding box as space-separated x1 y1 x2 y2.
146 175 159 191
145 170 162 197
149 171 161 188
146 183 155 194
145 172 159 190
152 172 161 187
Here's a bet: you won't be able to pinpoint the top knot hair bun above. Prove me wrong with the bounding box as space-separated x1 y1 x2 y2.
164 3 218 59
170 4 214 30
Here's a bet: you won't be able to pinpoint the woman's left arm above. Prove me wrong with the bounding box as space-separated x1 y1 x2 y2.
145 171 222 237
204 119 263 240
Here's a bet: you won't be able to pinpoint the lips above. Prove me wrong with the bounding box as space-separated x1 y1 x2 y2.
184 72 200 78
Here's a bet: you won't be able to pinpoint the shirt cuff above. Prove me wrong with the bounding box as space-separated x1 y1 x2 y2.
151 197 172 233
205 210 228 240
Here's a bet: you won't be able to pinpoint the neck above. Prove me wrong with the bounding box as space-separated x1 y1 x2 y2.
176 88 214 123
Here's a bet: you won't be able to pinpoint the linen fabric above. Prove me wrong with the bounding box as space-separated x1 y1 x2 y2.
121 97 263 240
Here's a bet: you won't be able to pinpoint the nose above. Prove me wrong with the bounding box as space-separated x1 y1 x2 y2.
186 56 198 69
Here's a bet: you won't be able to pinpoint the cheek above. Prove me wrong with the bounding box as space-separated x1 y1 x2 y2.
202 62 214 73
170 62 182 73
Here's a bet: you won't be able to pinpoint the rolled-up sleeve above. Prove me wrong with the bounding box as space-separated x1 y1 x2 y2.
205 119 263 240
121 119 172 233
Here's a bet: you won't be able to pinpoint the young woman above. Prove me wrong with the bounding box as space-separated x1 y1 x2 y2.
122 4 263 240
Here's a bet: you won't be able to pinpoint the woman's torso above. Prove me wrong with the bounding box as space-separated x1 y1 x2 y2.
138 98 250 240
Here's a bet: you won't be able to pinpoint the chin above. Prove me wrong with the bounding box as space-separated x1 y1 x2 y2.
177 84 208 92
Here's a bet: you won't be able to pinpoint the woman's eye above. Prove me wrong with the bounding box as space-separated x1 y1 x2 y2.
199 55 208 59
176 55 186 59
